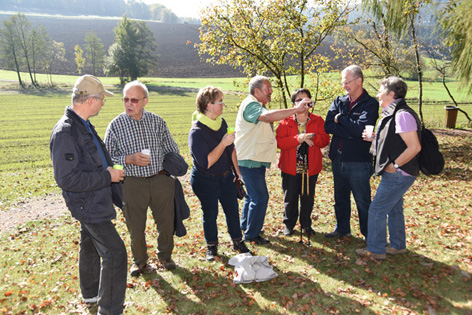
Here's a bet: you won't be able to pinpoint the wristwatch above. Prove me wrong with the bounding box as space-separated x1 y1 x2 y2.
393 161 399 169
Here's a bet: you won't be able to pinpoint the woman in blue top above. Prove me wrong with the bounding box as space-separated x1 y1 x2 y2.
189 86 251 261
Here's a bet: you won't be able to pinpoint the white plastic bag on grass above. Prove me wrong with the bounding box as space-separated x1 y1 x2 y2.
228 253 278 284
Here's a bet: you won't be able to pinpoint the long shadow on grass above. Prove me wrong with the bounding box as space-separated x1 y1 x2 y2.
439 167 472 181
17 86 71 96
147 85 198 97
139 261 276 314
139 269 201 313
276 233 472 313
253 265 378 314
178 248 379 314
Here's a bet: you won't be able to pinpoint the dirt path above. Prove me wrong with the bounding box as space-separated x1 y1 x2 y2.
0 173 192 233
0 195 67 232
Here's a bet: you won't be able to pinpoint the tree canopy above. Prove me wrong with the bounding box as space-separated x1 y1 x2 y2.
197 0 350 108
105 16 158 84
442 0 472 91
361 0 433 123
0 13 52 88
84 32 106 76
0 15 25 87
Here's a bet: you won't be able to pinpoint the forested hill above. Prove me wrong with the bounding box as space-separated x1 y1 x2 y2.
0 0 197 24
0 13 248 78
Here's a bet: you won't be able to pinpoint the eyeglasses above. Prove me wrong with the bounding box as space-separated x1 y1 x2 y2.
212 101 224 105
122 97 146 104
342 77 359 86
93 96 105 102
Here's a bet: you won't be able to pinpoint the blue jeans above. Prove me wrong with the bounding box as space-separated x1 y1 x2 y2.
191 167 242 244
239 166 269 239
367 171 416 255
80 221 127 315
332 154 373 237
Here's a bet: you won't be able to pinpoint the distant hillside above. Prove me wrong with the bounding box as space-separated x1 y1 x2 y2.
0 13 339 78
0 13 248 78
0 0 192 23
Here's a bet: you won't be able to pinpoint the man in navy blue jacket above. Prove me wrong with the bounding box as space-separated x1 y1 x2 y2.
324 65 379 240
50 75 127 315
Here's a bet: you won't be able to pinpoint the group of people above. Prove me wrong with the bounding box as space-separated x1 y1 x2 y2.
323 66 421 261
50 64 421 314
188 66 421 263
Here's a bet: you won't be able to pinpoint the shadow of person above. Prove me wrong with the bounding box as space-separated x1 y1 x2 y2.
133 255 274 314
241 264 380 314
281 232 472 314
146 84 198 96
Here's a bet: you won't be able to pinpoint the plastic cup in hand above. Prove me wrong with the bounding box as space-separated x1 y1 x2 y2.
227 127 235 134
365 125 374 138
113 164 123 170
141 149 150 156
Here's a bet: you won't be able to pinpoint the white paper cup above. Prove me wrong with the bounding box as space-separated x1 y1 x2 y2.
365 125 374 138
141 149 150 156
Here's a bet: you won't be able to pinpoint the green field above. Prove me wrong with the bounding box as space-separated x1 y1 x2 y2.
0 70 471 209
0 71 471 314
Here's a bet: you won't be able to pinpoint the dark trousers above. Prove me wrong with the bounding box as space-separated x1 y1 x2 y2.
122 174 175 263
190 167 243 244
281 172 318 230
80 221 127 315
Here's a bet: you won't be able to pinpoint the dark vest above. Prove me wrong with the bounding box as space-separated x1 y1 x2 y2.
375 100 421 176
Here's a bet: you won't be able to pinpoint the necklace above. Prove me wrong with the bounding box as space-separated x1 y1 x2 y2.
295 114 309 134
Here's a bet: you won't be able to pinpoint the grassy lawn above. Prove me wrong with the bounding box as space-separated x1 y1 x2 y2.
0 71 471 314
0 131 471 314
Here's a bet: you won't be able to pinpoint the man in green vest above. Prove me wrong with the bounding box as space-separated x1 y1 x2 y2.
235 75 309 245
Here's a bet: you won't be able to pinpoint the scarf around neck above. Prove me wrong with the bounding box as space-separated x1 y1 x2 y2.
192 110 222 131
370 99 402 155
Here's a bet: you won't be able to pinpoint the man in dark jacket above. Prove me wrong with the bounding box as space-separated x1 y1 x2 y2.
50 75 127 315
324 65 379 240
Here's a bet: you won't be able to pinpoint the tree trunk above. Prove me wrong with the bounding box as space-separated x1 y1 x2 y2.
410 15 423 124
15 65 24 89
458 108 472 125
442 73 458 107
10 38 24 88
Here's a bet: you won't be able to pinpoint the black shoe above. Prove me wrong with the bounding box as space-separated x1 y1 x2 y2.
244 235 270 245
324 231 351 239
284 227 294 236
233 239 251 254
302 227 316 236
206 244 218 261
129 262 147 277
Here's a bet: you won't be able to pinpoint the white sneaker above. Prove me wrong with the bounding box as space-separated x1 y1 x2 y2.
82 296 98 304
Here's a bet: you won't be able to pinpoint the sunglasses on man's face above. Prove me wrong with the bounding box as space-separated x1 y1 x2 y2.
122 97 145 104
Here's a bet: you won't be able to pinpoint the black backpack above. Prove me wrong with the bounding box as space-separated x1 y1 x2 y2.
418 126 445 176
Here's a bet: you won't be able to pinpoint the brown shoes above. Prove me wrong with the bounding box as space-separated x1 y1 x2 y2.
386 246 407 255
159 258 176 270
129 262 147 277
355 248 387 260
131 258 176 275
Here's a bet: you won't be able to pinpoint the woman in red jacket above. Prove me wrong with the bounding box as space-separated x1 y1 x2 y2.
276 88 330 237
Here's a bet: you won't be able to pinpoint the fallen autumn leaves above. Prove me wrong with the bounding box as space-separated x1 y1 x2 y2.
0 130 471 314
